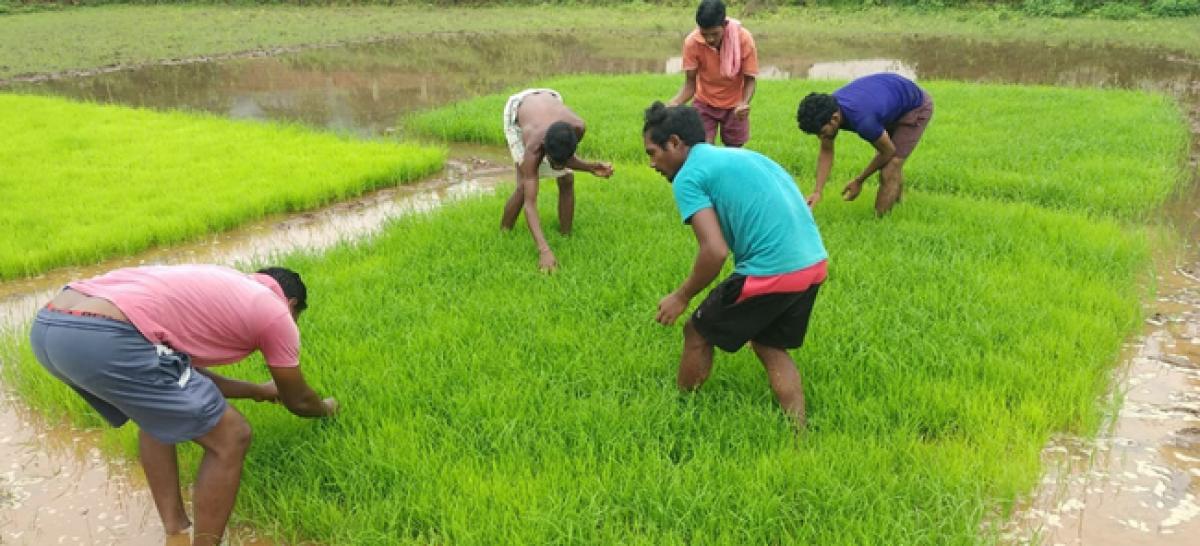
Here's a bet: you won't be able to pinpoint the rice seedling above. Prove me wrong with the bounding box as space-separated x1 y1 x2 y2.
406 74 1189 220
1 74 1187 543
0 93 445 280
1 167 1160 543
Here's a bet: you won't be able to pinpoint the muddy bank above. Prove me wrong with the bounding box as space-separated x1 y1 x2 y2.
6 32 1197 138
0 152 510 545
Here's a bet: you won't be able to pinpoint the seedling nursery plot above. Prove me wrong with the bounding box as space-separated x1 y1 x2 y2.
1 75 1189 543
408 74 1189 220
0 93 446 280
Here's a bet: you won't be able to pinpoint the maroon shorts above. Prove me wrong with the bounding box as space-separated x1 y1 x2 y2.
693 100 750 147
887 92 933 159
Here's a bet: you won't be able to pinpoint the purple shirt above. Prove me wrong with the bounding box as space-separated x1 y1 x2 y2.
833 73 925 143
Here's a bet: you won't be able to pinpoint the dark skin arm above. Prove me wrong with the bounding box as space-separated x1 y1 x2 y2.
808 135 836 206
267 366 338 418
564 155 613 178
667 69 698 106
734 75 756 118
516 152 558 271
657 208 729 326
841 132 898 200
195 367 276 401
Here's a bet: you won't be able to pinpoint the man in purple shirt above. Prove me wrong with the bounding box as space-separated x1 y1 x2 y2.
796 73 934 216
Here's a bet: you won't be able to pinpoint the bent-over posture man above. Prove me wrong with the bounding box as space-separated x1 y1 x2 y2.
796 72 934 215
643 101 829 427
28 265 337 545
502 88 614 271
666 0 758 147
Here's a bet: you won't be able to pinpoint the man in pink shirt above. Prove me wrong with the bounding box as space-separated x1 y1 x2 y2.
28 264 337 546
666 0 759 147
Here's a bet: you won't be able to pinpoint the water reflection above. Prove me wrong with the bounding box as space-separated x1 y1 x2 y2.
806 59 916 81
6 33 1198 137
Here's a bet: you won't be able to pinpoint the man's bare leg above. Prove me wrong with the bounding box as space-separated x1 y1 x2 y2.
875 156 906 216
556 172 575 235
501 167 526 230
189 406 253 546
138 430 191 536
678 320 715 391
750 341 807 428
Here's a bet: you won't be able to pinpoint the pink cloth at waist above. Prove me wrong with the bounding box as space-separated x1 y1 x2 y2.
736 259 828 303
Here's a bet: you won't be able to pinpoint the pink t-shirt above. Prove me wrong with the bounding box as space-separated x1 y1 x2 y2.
69 265 300 368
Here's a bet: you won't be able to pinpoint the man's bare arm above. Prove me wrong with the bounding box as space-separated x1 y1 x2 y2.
564 156 613 178
808 136 835 206
735 75 757 118
851 132 897 185
517 154 557 270
657 209 729 326
195 367 273 401
667 70 698 106
267 365 336 418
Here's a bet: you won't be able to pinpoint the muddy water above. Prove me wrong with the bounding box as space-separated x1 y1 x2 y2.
5 33 1198 135
0 153 510 545
3 29 1200 545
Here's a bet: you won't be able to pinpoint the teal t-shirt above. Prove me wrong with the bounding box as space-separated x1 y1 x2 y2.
672 144 827 276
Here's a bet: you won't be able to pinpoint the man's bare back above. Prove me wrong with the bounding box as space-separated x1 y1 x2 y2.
517 93 585 164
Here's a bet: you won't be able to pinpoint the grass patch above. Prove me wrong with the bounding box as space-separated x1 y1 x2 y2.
0 93 444 280
1 168 1153 543
407 75 1190 220
1 5 1198 80
3 74 1188 542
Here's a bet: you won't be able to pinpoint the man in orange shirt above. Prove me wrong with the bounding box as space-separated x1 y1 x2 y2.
667 0 759 147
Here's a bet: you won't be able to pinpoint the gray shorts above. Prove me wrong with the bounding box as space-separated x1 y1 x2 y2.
28 309 226 444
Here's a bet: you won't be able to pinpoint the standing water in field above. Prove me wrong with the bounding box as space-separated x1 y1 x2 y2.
2 30 1200 545
5 33 1198 137
0 154 509 544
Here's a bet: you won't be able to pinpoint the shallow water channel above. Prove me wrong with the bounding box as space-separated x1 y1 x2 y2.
2 30 1200 544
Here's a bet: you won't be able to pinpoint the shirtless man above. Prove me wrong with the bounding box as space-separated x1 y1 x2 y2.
501 88 614 271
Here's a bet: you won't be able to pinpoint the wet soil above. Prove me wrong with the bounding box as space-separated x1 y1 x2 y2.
0 152 510 545
4 32 1197 136
2 29 1200 545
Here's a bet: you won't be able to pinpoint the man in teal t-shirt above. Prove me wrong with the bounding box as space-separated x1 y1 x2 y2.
642 101 829 427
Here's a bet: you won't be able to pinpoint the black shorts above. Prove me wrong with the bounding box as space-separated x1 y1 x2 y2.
691 274 822 353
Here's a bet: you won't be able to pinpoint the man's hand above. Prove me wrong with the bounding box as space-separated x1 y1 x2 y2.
592 162 614 178
842 179 864 201
806 190 822 208
734 102 751 119
538 249 558 272
656 291 690 326
321 397 339 416
254 381 279 402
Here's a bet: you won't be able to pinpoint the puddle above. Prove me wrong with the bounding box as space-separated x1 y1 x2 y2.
0 150 510 544
1000 259 1200 544
2 27 1200 545
5 33 1198 137
998 157 1200 543
0 149 510 332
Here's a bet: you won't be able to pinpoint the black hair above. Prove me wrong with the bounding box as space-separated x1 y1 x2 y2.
257 266 308 312
695 0 726 29
796 92 839 135
643 101 706 147
543 121 578 166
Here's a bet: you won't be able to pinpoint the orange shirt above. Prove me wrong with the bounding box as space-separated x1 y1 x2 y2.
681 25 759 109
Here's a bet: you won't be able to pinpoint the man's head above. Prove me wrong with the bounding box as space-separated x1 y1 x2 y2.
643 101 706 182
796 92 842 139
543 121 578 170
695 0 727 49
258 266 307 318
